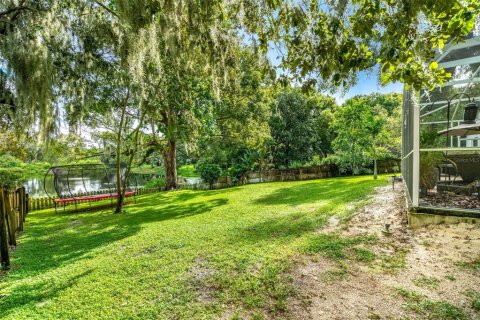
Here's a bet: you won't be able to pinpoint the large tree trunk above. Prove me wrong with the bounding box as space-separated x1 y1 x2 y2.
114 94 128 214
163 139 177 190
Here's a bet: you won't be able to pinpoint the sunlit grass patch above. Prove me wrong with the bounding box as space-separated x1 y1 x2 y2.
0 175 387 319
396 288 468 320
304 233 377 260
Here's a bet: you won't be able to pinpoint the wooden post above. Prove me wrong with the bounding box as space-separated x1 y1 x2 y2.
17 190 24 232
25 193 29 216
0 189 10 269
4 190 16 246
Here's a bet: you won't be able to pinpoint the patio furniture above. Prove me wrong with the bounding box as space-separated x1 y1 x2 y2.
44 164 137 213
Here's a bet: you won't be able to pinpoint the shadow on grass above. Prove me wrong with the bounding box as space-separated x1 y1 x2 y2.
253 177 374 207
6 191 228 279
0 269 94 315
234 178 381 243
0 190 229 315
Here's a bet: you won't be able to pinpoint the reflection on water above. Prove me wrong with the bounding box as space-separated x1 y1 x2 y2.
25 173 155 198
183 177 202 184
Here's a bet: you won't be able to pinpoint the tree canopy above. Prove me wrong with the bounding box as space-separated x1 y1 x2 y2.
0 0 477 189
270 89 337 167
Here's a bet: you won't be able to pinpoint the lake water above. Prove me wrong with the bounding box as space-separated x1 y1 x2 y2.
25 173 156 198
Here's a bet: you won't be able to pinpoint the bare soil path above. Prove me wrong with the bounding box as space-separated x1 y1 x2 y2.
288 183 480 320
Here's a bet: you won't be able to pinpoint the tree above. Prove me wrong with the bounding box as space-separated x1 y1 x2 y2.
198 163 222 190
365 110 386 180
331 94 401 176
81 68 146 213
272 1 479 90
103 1 279 190
2 0 479 145
269 89 337 167
195 48 274 178
0 1 75 143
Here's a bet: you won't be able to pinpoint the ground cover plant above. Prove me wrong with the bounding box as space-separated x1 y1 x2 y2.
0 176 386 319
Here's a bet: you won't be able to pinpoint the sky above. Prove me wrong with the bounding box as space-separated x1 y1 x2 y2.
266 46 404 105
332 70 404 104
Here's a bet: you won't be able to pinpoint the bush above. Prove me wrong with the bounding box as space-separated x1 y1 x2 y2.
288 161 304 169
321 155 351 175
321 155 373 176
0 155 50 179
199 164 222 189
0 154 22 168
145 178 165 189
0 168 26 189
358 168 373 175
227 164 246 183
304 155 323 166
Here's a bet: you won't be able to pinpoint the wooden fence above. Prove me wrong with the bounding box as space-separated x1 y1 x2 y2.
28 187 162 212
0 187 28 269
376 159 401 174
180 165 338 190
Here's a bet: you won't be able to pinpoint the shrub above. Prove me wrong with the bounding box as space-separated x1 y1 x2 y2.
0 154 22 168
199 164 222 189
0 168 26 189
321 155 352 175
288 161 304 169
145 178 165 189
228 164 246 183
0 154 50 177
304 155 323 166
358 168 373 175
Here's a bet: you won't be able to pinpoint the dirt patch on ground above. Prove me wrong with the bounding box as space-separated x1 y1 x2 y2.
288 183 480 320
190 257 218 303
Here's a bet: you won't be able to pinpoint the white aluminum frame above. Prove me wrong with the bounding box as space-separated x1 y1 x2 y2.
403 34 480 209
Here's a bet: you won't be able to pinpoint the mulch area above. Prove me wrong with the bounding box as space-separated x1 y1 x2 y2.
420 192 480 210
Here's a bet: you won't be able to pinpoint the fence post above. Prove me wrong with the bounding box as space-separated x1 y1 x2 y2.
0 189 10 268
17 190 24 232
25 193 29 216
4 190 16 246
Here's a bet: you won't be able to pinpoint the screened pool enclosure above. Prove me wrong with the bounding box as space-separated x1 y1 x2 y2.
402 32 480 213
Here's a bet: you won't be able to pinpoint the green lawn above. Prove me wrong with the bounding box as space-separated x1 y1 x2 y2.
0 176 386 319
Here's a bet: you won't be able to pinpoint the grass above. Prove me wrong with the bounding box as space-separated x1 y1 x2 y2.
456 258 480 272
413 275 440 289
0 175 387 319
396 288 469 320
445 274 456 281
304 233 377 260
379 247 408 272
464 290 480 312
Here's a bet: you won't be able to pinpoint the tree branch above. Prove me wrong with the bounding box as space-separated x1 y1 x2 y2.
0 5 30 18
91 0 118 17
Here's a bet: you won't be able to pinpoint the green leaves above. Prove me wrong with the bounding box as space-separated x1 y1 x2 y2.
331 93 402 174
279 0 479 90
269 89 337 167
